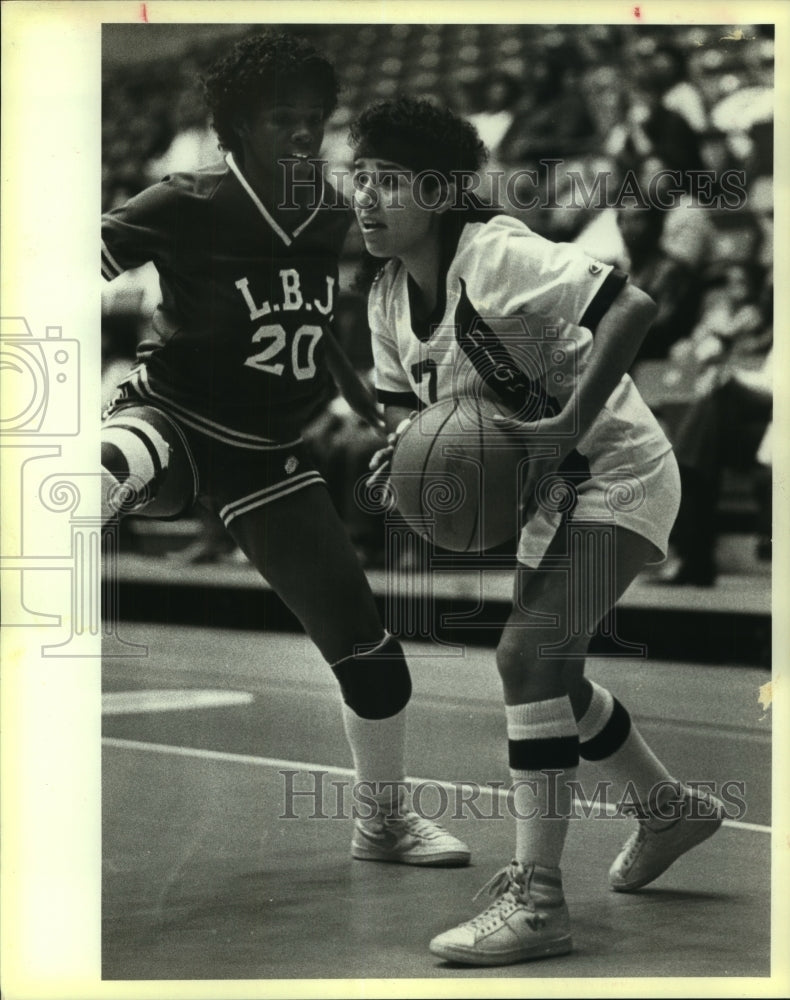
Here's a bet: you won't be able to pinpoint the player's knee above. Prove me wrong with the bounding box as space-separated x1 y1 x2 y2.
495 626 562 691
102 414 170 515
562 662 588 698
102 406 196 519
331 634 412 720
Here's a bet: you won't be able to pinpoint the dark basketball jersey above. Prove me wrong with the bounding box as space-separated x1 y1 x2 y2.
102 153 352 445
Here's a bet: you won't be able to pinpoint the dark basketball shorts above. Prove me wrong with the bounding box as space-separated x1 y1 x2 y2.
102 390 326 529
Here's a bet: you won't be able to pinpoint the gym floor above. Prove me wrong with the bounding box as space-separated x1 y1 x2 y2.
102 625 771 983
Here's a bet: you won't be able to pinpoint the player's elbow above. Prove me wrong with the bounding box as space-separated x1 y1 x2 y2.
622 283 658 331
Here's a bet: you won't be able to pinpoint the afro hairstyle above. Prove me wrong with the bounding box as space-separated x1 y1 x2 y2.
202 30 339 155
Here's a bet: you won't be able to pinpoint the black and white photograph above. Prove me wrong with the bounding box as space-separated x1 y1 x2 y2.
1 1 787 996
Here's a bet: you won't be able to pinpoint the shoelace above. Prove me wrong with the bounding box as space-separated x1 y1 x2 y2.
619 792 687 866
620 785 686 824
386 811 447 839
473 863 520 902
461 863 535 934
620 824 648 866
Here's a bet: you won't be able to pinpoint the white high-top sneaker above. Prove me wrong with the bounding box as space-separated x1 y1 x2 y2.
429 861 572 965
352 809 470 867
610 784 724 892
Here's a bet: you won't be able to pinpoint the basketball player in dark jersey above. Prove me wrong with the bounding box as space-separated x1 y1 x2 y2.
101 33 469 867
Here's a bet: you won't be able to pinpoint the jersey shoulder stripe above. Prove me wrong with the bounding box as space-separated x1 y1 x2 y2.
101 240 124 281
578 268 628 332
451 215 618 331
100 162 233 279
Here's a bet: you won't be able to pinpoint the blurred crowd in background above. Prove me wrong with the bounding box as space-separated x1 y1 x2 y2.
102 23 774 583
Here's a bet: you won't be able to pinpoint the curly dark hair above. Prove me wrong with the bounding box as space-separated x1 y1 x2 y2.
349 96 488 180
202 30 339 155
351 98 498 295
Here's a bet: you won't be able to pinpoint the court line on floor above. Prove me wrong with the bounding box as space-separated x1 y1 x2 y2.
102 736 770 835
102 689 254 714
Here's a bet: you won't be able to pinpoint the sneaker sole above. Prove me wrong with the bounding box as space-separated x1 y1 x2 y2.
351 846 471 867
429 934 572 966
610 814 723 892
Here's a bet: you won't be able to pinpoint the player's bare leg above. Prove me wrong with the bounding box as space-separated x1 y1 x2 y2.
228 484 469 866
430 525 720 964
226 483 383 661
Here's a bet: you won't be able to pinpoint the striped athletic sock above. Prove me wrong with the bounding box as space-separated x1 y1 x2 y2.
577 681 678 816
507 698 579 869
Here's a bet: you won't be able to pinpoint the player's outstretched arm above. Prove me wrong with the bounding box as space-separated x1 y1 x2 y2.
496 282 657 453
494 282 657 501
323 326 385 430
560 282 657 438
367 404 415 489
382 404 415 437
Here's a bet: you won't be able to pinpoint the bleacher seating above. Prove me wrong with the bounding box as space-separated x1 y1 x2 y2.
102 22 774 587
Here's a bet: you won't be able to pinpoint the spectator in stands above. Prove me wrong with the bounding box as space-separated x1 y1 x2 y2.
655 266 771 584
687 48 733 119
498 47 596 164
461 71 523 210
616 206 702 358
655 349 772 585
670 263 768 392
467 71 521 160
145 85 219 181
652 44 708 133
749 176 773 274
582 64 626 147
606 64 705 182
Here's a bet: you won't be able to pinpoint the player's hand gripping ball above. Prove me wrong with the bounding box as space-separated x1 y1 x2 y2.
388 396 530 553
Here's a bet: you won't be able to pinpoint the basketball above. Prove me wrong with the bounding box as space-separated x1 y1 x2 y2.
388 396 529 553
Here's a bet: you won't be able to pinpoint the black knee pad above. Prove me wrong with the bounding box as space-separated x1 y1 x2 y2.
579 698 631 761
331 635 412 720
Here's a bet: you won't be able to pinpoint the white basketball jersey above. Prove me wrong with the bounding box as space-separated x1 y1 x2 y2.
370 214 671 470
